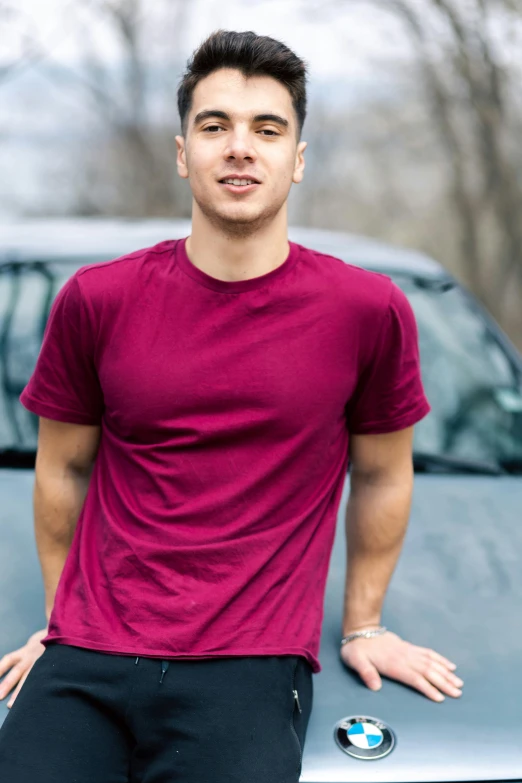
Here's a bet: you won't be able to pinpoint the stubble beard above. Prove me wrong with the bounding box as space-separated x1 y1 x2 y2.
193 190 285 240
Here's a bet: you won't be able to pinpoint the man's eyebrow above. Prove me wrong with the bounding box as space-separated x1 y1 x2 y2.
193 110 289 129
253 113 289 129
193 110 230 125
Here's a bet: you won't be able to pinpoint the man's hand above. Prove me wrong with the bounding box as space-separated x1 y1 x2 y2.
340 631 464 702
0 628 48 709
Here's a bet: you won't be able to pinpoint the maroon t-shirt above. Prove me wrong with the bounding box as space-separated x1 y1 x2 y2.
20 237 431 673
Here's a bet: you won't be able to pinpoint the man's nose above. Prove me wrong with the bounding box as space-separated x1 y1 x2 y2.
225 131 257 160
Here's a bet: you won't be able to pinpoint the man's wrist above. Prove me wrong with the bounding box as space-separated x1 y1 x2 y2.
342 618 382 636
341 625 387 647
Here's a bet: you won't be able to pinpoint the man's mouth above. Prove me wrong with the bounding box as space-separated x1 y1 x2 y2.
219 177 260 188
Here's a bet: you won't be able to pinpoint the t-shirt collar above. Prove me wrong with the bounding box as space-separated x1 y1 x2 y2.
175 236 301 294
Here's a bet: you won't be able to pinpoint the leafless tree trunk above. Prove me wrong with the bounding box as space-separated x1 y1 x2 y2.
62 0 191 217
300 0 522 345
382 0 484 296
433 0 522 304
0 2 43 83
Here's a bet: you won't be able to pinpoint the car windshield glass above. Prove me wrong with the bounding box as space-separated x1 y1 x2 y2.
0 257 107 452
1 258 522 471
390 273 522 468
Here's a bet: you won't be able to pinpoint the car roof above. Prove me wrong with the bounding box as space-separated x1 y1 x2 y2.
0 218 445 277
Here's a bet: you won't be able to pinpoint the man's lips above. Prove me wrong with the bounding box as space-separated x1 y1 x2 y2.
218 178 261 194
219 176 261 184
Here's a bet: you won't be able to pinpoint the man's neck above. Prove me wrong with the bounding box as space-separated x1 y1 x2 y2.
185 205 291 283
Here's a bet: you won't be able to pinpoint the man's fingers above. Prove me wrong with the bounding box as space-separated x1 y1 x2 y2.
383 659 457 701
422 658 464 688
405 658 463 700
342 638 464 703
423 647 457 671
354 661 382 691
399 668 447 702
420 663 463 698
6 673 28 709
0 651 22 678
0 662 26 700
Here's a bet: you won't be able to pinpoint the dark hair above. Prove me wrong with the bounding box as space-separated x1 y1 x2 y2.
177 30 308 138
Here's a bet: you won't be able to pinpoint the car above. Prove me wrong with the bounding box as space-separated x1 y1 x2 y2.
0 218 521 782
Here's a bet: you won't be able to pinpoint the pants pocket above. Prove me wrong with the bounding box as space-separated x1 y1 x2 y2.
289 656 313 778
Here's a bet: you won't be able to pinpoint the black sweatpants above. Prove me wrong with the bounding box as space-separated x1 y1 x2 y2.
0 642 313 783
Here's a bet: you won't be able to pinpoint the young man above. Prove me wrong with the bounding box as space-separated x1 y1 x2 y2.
0 29 463 783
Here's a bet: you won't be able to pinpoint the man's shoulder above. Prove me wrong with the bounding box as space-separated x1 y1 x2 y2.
296 242 394 309
74 239 177 290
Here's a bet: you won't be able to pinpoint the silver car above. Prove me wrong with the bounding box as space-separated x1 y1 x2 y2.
0 219 521 782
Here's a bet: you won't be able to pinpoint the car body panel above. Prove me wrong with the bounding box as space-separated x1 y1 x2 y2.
1 469 521 780
0 218 444 277
0 219 520 782
304 473 522 782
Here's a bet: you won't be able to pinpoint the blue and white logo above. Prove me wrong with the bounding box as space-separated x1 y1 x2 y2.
334 716 395 760
347 721 383 749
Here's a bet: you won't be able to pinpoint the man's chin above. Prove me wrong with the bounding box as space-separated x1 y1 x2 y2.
197 202 278 234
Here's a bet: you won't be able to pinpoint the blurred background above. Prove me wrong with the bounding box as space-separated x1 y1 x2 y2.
1 4 522 729
1 0 522 348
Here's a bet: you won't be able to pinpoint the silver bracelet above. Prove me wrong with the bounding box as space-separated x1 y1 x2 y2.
341 626 387 646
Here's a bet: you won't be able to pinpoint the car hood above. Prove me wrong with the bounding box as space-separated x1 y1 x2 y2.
1 471 521 782
303 473 522 782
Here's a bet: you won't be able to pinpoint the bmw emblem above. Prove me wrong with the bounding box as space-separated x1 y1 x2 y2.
334 716 395 760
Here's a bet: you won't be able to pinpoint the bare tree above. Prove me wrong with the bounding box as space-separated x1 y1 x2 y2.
295 0 522 345
0 2 44 83
431 0 522 304
60 0 192 217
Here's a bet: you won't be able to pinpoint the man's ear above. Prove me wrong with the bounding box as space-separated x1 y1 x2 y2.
176 135 189 179
293 140 307 184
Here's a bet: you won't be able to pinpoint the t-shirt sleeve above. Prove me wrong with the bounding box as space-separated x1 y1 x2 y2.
346 282 431 434
19 274 104 425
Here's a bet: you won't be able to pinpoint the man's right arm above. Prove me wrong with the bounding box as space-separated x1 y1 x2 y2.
34 416 101 624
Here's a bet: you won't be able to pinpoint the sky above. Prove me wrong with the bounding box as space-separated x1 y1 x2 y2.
4 0 521 90
0 0 416 216
2 0 413 82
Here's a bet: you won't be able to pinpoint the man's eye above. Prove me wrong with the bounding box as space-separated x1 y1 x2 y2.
259 129 278 136
203 125 223 133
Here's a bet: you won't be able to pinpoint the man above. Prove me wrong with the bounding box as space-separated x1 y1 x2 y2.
0 29 463 783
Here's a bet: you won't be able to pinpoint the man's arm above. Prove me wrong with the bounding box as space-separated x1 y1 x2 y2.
342 426 414 636
0 416 101 709
34 416 101 624
340 425 464 702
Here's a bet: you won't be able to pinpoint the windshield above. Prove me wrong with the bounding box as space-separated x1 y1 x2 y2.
1 258 521 471
0 258 106 453
390 274 522 468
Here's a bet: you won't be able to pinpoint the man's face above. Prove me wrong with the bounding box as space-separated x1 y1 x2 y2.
176 68 307 234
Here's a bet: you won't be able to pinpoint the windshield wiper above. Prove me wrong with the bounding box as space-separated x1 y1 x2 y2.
413 451 505 475
498 458 522 475
411 276 456 292
0 448 36 469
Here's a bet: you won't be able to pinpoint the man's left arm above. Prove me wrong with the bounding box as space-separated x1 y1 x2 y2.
341 425 464 702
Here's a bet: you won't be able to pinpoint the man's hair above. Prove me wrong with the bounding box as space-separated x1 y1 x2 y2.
177 30 308 139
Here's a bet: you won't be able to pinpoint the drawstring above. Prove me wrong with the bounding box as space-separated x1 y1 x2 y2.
133 656 169 684
159 660 170 684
